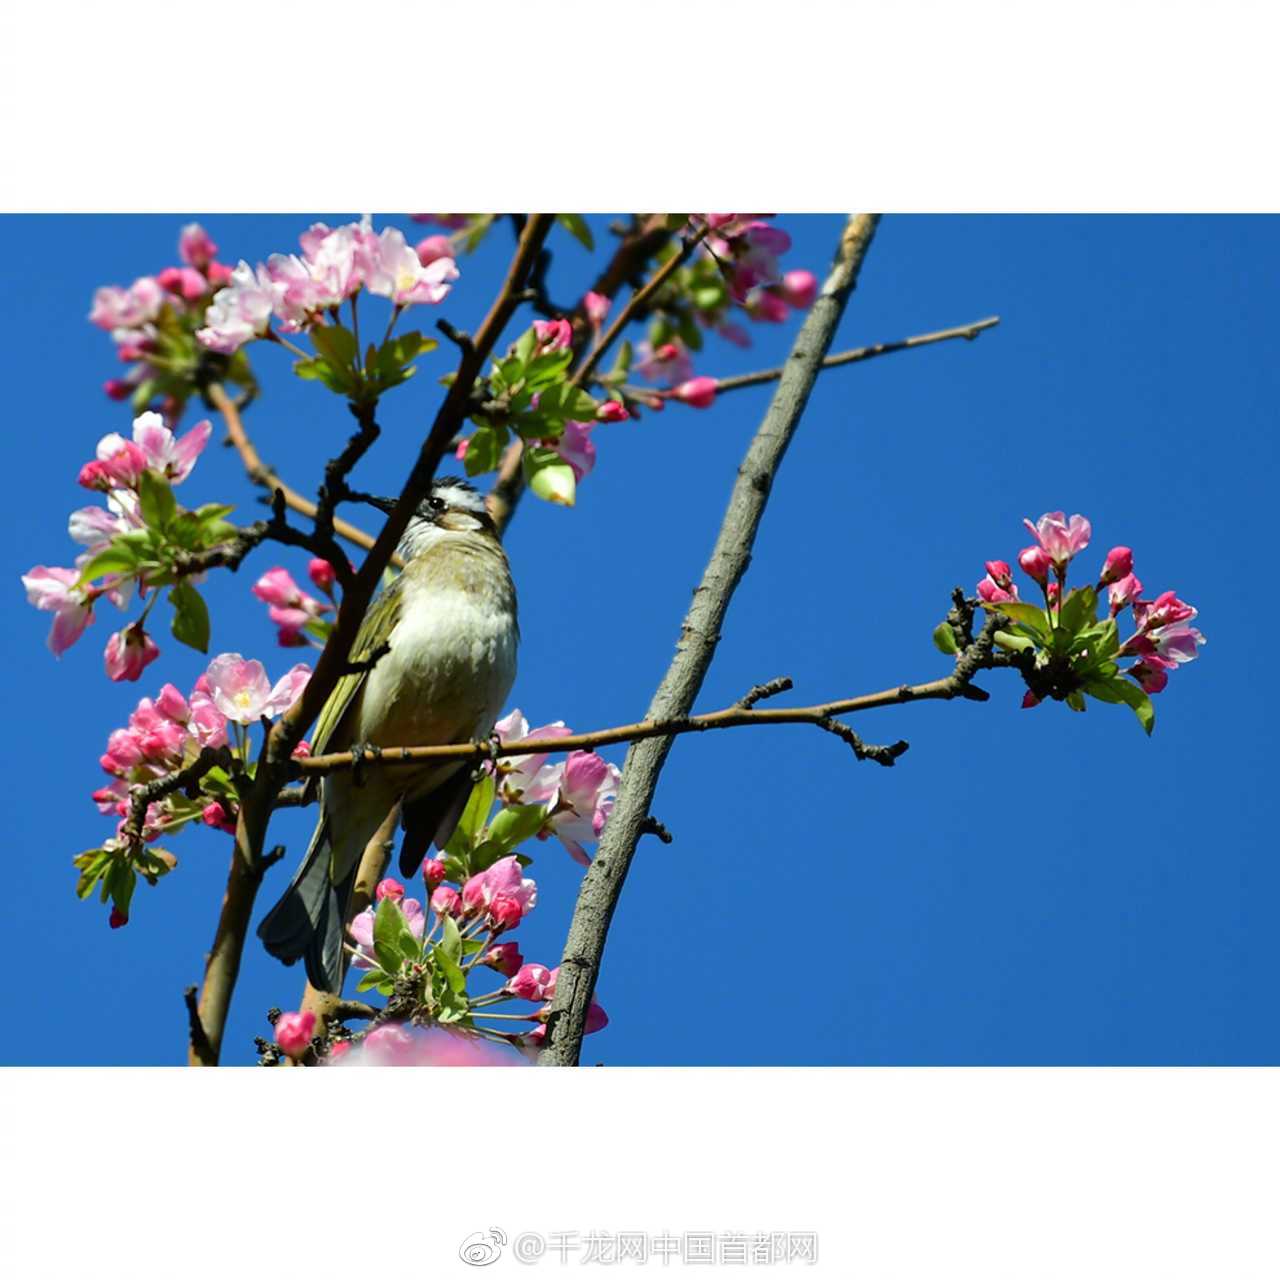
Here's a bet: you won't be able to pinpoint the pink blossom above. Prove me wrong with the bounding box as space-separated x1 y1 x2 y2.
79 438 147 491
93 780 130 815
157 265 208 301
716 319 751 348
298 222 368 303
202 801 237 834
532 318 573 352
415 234 454 266
103 379 132 401
155 683 190 723
179 223 218 270
364 226 458 307
671 377 718 409
264 253 325 331
129 411 213 484
977 570 1019 605
430 885 461 917
493 709 570 805
204 654 311 725
545 751 620 865
375 877 406 903
1108 573 1143 615
326 1041 353 1064
746 290 790 323
275 1010 316 1058
22 566 94 655
554 420 596 481
188 681 228 749
584 291 611 328
780 269 818 309
207 262 233 286
1018 545 1054 586
1022 511 1092 569
361 1025 416 1063
104 625 160 683
101 728 143 775
196 260 279 353
523 998 607 1045
307 557 338 594
421 857 447 891
89 277 164 332
1099 546 1134 585
1139 622 1206 669
488 896 524 932
597 400 629 423
509 963 554 1001
1129 661 1169 694
461 855 537 924
1134 590 1197 633
984 560 1013 588
634 340 693 387
252 567 330 643
483 942 523 976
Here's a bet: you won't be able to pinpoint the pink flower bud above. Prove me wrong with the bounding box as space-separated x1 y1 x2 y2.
1108 573 1143 615
422 857 446 891
325 1040 352 1064
430 885 461 917
103 378 132 401
307 557 337 594
415 234 454 266
1046 582 1061 604
532 318 572 352
487 894 524 932
483 942 524 976
206 261 233 286
1099 546 1134 585
179 223 218 270
109 907 129 929
274 1010 316 1059
157 265 208 301
1130 661 1169 694
976 577 1018 605
671 377 718 409
597 400 629 423
584 999 609 1034
1018 545 1053 585
984 560 1013 588
202 801 237 834
656 342 680 361
155 683 190 723
780 269 818 309
584 291 611 327
460 875 487 914
104 626 160 683
1021 690 1041 709
292 739 311 759
749 290 791 323
375 877 406 903
509 963 553 1001
454 437 470 462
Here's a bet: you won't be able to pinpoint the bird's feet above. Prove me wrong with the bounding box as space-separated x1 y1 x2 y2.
349 741 383 787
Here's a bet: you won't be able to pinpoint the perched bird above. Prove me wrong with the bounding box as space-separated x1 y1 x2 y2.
258 477 519 993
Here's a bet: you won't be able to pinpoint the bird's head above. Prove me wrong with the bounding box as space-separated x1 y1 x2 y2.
362 477 497 560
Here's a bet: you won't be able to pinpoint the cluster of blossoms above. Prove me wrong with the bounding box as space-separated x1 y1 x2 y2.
89 224 235 417
196 218 458 354
82 653 310 925
22 410 216 679
273 857 606 1064
491 708 621 865
251 562 337 647
968 510 1205 724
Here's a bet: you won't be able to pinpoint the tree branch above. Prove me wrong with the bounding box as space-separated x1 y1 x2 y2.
538 213 882 1066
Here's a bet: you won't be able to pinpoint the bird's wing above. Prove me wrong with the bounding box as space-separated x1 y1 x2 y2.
310 575 404 756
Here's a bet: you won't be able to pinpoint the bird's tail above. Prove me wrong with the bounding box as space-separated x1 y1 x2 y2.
257 813 357 994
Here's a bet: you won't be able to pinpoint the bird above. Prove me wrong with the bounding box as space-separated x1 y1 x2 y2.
257 476 519 993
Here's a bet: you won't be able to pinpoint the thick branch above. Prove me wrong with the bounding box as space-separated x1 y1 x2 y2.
538 214 881 1066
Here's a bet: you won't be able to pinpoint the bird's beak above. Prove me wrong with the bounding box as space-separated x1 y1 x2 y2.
358 494 400 515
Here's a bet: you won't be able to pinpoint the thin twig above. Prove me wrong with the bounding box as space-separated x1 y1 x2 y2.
538 214 882 1067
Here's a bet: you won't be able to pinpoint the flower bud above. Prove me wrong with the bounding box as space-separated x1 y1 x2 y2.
487 894 524 932
421 857 447 891
430 885 461 917
597 400 629 423
976 577 1017 605
584 290 611 328
103 378 132 401
984 560 1013 588
202 801 237 834
109 907 129 929
1021 690 1041 709
325 1040 352 1064
206 261 234 286
532 318 572 352
104 626 160 683
375 877 406 903
274 1010 316 1059
1107 572 1143 615
307 557 336 594
780 269 818 309
671 377 717 409
1018 545 1053 585
415 234 454 267
1099 546 1134 585
179 223 218 270
509 963 553 1001
483 942 524 977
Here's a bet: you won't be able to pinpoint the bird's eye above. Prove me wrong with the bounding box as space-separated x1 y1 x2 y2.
428 495 446 513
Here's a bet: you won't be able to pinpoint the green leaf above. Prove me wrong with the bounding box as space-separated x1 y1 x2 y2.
1058 585 1099 636
355 969 387 994
137 470 178 533
988 601 1051 638
1065 690 1087 712
993 629 1036 652
932 622 960 655
169 582 210 653
373 897 412 974
523 349 575 390
309 323 359 370
556 213 594 251
1113 677 1156 735
486 803 547 853
462 423 508 477
76 540 142 584
73 849 112 899
531 382 598 425
293 357 355 394
433 943 467 997
609 340 633 380
524 451 576 506
440 913 463 962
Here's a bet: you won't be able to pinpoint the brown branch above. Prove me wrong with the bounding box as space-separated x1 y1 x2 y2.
539 214 882 1067
185 215 557 1067
206 381 389 560
658 315 1001 398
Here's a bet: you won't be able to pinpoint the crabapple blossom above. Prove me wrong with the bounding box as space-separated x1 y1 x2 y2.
307 557 338 594
976 567 1018 604
492 709 570 805
746 290 790 323
126 411 213 484
274 1010 316 1058
545 751 621 865
251 567 331 645
349 899 426 968
421 857 446 890
196 261 280 352
103 624 160 683
509 963 554 1001
781 269 818 308
178 223 217 270
461 855 537 923
671 376 718 409
1022 511 1092 569
23 566 96 655
483 942 523 977
79 438 146 491
1108 573 1143 614
157 266 209 301
553 420 596 481
89 277 164 332
204 654 311 725
1099 546 1134 585
584 290 611 328
634 340 694 387
532 318 573 352
1018 545 1053 586
363 226 458 307
596 399 629 423
430 885 462 917
375 877 406 903
415 234 454 266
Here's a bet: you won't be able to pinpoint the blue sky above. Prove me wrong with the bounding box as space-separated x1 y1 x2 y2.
4 214 1276 1066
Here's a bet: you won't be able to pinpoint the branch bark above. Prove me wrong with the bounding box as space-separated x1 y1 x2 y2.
538 213 882 1066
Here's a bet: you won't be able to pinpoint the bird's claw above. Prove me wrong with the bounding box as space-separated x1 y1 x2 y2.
349 741 382 787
